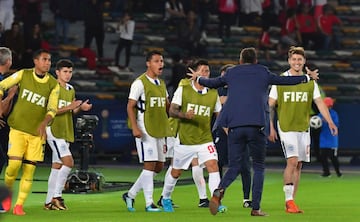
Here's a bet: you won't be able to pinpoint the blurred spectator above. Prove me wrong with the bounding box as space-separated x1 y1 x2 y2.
114 11 135 70
167 53 187 99
49 0 73 45
283 0 299 10
314 0 327 20
180 0 193 14
217 0 238 39
259 24 278 61
0 22 4 45
83 0 105 58
279 8 301 53
0 0 14 31
317 3 342 50
261 0 281 27
2 22 24 69
18 0 42 38
164 0 186 26
278 0 298 25
178 10 207 58
296 3 322 50
110 0 127 18
194 0 213 33
299 0 314 6
23 23 43 68
238 0 263 26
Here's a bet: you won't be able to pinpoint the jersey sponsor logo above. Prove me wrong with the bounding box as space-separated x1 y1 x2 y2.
58 99 71 108
149 96 166 107
283 91 308 102
21 89 46 107
187 103 211 117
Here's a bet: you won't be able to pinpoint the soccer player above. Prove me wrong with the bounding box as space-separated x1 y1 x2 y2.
160 59 224 213
0 49 60 215
268 46 338 213
123 50 172 212
158 78 210 208
44 59 92 210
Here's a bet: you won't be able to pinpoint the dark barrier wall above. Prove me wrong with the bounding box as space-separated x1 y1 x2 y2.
77 94 360 156
76 94 134 155
335 103 360 150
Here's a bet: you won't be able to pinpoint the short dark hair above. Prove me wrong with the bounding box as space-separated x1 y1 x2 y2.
33 49 50 59
189 59 208 71
146 50 163 62
56 59 74 70
219 64 235 73
240 47 257 64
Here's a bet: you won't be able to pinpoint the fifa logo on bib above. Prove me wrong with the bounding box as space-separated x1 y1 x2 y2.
187 103 211 117
21 89 46 107
150 97 166 107
283 92 308 102
58 99 71 108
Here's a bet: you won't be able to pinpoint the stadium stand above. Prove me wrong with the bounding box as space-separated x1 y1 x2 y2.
24 0 358 162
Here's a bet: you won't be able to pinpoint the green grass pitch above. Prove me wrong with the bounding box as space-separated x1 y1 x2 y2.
1 164 360 222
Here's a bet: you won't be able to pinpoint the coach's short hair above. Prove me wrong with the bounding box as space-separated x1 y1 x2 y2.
240 47 257 64
0 47 12 66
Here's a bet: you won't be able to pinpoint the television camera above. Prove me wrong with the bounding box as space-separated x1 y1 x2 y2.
65 115 105 193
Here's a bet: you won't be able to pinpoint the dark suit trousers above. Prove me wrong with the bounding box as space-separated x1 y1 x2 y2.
219 126 266 210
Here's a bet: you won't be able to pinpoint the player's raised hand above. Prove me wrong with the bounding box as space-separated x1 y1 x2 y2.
187 67 200 81
305 66 319 81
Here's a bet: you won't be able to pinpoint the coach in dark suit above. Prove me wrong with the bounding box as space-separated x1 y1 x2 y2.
189 47 319 216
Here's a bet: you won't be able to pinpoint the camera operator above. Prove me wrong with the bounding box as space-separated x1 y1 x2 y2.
44 59 92 211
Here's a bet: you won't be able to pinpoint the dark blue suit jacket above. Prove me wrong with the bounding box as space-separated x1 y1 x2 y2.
199 64 308 129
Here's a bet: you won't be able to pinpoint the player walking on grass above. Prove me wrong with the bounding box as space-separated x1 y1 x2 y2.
160 59 225 213
44 59 92 211
268 46 338 214
124 50 172 212
0 49 60 216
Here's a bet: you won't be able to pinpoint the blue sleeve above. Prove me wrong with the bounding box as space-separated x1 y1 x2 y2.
332 110 339 127
198 75 227 89
268 71 307 85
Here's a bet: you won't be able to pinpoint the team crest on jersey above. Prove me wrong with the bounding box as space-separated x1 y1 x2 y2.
287 144 295 152
147 149 154 156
